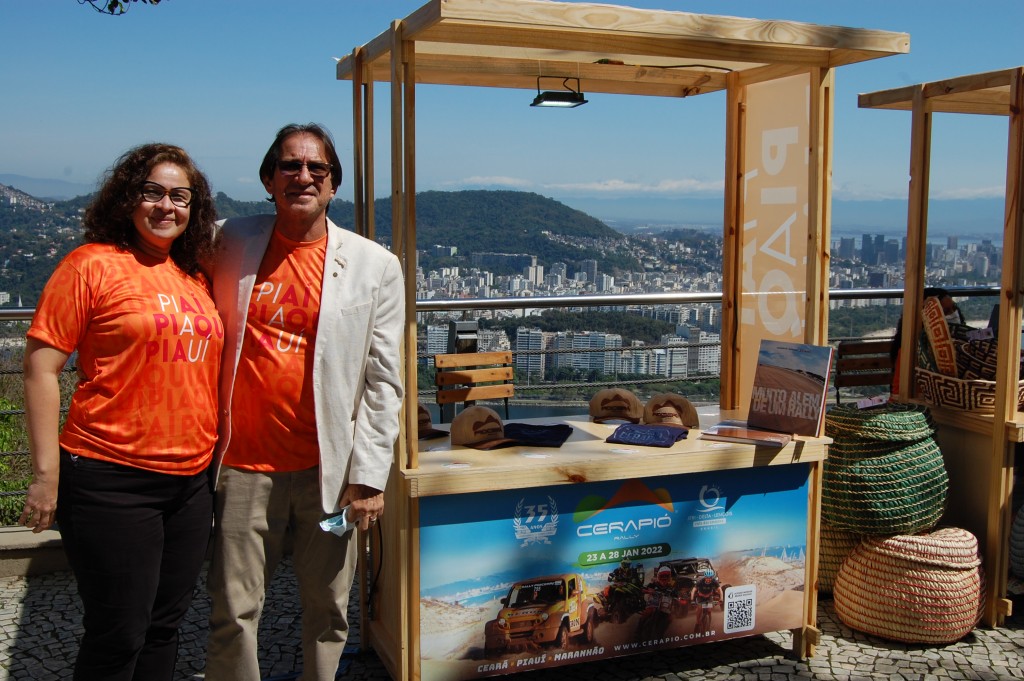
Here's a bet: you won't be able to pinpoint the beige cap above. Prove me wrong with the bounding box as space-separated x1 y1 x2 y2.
589 388 643 423
643 393 698 428
417 402 447 439
450 405 518 450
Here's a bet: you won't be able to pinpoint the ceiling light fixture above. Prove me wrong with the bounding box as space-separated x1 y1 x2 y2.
531 76 588 108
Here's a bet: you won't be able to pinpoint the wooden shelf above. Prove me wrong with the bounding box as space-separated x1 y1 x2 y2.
909 401 1024 443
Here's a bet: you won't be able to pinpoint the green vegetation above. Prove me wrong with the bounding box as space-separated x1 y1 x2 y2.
0 394 30 526
0 336 74 526
368 190 643 275
484 309 677 346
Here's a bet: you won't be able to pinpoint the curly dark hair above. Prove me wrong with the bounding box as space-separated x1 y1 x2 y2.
82 143 218 276
258 122 343 193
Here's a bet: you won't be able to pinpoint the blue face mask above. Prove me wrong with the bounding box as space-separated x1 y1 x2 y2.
945 312 960 325
319 506 354 536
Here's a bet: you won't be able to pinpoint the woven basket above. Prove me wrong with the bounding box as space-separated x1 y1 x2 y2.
1011 505 1024 579
833 527 984 644
915 367 1024 413
824 404 934 442
818 523 862 594
823 406 948 535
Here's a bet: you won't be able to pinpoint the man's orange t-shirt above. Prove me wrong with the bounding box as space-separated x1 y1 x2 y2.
223 230 325 472
28 244 224 475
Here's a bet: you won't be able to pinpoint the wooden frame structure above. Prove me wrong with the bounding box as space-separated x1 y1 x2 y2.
433 350 514 421
861 67 1024 627
336 2 908 679
832 338 895 404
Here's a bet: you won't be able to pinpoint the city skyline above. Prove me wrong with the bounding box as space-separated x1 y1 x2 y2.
2 1 1023 229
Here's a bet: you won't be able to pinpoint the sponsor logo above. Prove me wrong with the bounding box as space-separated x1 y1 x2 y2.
513 496 559 546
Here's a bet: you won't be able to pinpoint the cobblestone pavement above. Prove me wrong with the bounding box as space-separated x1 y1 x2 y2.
1 558 1021 681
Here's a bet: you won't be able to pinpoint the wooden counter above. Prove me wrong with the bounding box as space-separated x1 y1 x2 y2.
368 416 830 681
404 416 828 498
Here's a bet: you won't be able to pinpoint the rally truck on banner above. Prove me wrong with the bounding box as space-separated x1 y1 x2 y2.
483 573 602 658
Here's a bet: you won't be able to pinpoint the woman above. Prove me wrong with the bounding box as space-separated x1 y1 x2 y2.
19 143 223 681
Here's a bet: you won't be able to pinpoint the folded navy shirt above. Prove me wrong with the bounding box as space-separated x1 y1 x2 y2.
502 423 574 448
605 423 688 448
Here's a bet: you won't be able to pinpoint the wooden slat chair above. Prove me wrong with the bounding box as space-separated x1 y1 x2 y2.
434 351 514 422
833 339 896 404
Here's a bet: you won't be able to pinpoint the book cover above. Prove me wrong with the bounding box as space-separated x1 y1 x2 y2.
699 419 793 448
746 340 835 437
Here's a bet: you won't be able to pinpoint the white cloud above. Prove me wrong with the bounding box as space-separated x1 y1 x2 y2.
832 180 1005 202
830 183 907 201
543 178 723 194
442 176 533 189
930 185 1005 200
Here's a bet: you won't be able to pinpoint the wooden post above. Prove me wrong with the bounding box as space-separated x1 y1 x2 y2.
896 85 931 402
805 67 833 346
720 71 745 411
984 66 1024 625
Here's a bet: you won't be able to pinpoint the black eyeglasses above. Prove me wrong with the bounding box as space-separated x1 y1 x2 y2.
140 182 194 208
277 160 332 179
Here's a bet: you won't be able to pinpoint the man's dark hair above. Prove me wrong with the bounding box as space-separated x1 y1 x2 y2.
259 122 343 193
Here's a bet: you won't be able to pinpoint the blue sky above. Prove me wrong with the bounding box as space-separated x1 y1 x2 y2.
2 1 1021 218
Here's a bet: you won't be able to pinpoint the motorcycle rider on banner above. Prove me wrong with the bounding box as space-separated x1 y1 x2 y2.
608 559 643 586
637 566 680 640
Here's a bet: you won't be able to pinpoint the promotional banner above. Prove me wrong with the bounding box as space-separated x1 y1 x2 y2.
738 73 813 411
418 464 811 680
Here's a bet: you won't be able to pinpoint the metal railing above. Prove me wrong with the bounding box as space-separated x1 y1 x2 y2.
0 285 1001 514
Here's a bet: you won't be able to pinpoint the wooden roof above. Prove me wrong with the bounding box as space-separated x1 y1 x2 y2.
859 67 1023 116
336 0 909 98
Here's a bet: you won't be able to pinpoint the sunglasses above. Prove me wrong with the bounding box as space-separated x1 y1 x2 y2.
277 160 332 179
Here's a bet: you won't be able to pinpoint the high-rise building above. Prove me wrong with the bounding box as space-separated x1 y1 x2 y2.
580 259 598 284
660 334 689 378
838 237 856 259
514 327 547 378
861 233 875 265
424 325 449 367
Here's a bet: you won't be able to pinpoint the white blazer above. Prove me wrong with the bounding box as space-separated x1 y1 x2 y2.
211 214 404 513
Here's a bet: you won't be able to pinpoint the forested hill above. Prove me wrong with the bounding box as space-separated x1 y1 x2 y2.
0 185 639 304
367 190 640 274
219 189 638 273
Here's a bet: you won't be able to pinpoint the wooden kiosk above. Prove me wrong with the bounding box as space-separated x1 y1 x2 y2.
335 3 908 679
860 67 1024 627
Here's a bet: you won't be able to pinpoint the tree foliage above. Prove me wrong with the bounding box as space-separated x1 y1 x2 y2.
79 0 161 15
484 309 676 345
371 190 642 274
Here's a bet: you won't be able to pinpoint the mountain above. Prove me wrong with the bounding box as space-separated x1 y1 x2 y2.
0 174 95 201
0 184 85 306
215 189 641 275
368 190 641 274
0 185 641 304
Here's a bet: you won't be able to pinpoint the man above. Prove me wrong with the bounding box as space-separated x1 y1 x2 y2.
205 123 404 681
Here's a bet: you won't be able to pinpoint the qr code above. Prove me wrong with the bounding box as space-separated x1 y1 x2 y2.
724 584 755 633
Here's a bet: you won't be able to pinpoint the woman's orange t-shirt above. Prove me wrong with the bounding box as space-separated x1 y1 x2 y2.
28 243 223 475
